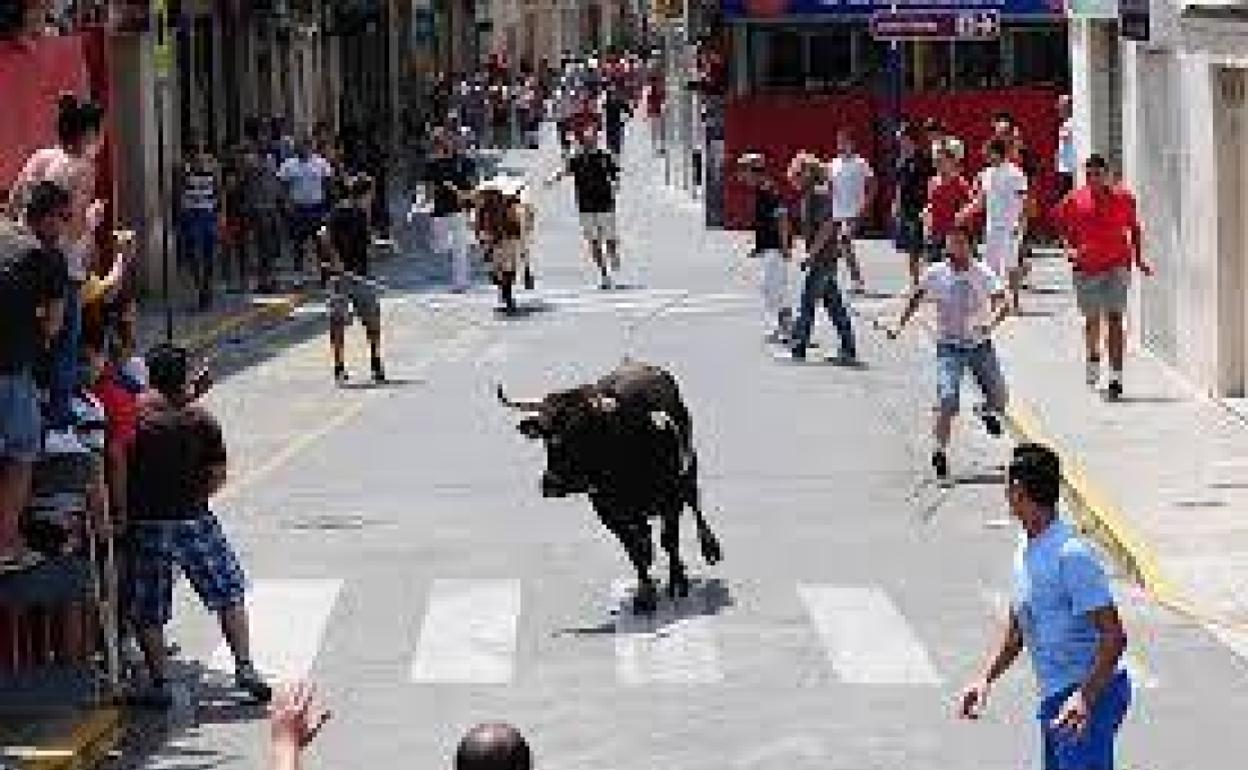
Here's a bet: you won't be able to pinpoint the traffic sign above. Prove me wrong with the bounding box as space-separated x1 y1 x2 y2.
869 9 1000 40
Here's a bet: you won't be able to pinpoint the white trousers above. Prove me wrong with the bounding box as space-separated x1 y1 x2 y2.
982 227 1020 280
433 212 473 289
759 249 792 324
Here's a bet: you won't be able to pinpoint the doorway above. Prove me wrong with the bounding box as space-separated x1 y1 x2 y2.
1216 67 1248 396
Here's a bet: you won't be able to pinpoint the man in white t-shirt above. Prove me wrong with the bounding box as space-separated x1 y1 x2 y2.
970 138 1030 311
888 222 1009 481
277 140 335 280
826 130 874 295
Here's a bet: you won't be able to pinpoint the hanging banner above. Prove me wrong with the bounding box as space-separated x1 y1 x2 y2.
721 0 1063 19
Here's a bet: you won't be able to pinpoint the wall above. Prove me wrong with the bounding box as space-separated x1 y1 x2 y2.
1110 1 1248 396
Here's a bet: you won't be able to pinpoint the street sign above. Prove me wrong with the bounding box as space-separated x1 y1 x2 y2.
151 0 172 80
869 9 1000 40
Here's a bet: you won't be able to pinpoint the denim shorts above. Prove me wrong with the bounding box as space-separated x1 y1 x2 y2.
329 273 382 327
128 512 247 627
1039 670 1132 770
936 340 1008 416
0 371 42 462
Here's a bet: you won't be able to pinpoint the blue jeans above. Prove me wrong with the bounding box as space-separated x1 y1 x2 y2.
1039 670 1132 770
180 209 218 299
791 261 856 358
46 280 81 430
935 340 1007 416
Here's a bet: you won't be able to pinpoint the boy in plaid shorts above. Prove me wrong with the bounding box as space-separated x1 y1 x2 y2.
125 344 271 707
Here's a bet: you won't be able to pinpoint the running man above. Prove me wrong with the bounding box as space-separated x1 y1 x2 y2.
1050 154 1152 400
923 141 973 264
888 222 1009 480
968 138 1030 311
827 130 874 295
320 175 385 384
737 151 794 344
546 128 621 289
959 442 1132 770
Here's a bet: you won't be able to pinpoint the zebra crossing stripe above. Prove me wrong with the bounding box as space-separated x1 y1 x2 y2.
211 578 343 682
980 589 1159 689
797 584 943 685
613 580 724 685
410 579 523 684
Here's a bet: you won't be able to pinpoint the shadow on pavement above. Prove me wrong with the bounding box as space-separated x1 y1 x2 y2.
559 577 735 637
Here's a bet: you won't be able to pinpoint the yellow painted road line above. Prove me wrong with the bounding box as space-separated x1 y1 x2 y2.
178 291 308 353
216 397 371 503
1005 399 1248 632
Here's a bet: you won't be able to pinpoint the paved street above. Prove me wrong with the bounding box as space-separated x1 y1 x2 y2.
120 130 1248 770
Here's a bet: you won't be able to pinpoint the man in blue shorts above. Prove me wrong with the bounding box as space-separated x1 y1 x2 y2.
958 443 1132 770
126 344 271 707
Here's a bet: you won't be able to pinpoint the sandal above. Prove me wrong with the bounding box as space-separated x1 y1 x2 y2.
0 549 45 575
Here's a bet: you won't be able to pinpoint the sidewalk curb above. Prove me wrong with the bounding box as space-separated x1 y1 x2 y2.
7 707 122 770
1003 400 1212 625
176 290 310 353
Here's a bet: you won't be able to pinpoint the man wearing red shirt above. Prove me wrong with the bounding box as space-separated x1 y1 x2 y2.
1051 154 1153 400
923 143 973 263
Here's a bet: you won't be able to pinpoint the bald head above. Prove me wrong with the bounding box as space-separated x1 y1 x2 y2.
454 723 531 770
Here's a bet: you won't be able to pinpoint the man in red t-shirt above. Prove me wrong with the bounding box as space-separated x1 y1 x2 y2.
1051 154 1153 400
923 142 973 263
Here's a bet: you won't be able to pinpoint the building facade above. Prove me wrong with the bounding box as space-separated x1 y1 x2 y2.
1072 0 1248 399
487 0 630 68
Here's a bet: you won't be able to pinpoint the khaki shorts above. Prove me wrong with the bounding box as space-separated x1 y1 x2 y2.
330 273 382 328
1074 267 1130 316
579 211 617 243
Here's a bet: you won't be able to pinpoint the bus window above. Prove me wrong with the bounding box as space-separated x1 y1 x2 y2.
909 41 952 92
955 39 1002 89
763 28 804 91
1010 27 1068 86
809 27 854 91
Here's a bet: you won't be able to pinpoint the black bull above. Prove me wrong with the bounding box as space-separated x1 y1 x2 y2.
498 361 723 614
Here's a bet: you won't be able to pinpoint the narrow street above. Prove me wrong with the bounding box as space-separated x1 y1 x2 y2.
119 130 1248 770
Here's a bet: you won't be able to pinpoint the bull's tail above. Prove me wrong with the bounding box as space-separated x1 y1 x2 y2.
684 453 722 565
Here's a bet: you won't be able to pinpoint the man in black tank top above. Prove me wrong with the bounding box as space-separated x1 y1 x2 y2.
320 175 385 384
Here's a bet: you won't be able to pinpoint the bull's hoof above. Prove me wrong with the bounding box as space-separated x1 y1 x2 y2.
632 584 659 615
667 571 691 599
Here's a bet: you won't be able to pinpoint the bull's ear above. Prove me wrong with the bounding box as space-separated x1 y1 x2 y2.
517 416 545 439
650 410 674 431
594 395 619 413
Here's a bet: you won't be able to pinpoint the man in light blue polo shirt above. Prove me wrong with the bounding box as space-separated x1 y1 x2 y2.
958 443 1131 769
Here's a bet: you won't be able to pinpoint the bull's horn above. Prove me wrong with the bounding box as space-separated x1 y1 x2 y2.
496 383 542 411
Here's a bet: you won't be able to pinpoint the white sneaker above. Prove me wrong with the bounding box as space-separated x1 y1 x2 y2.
43 428 89 455
1085 359 1101 388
